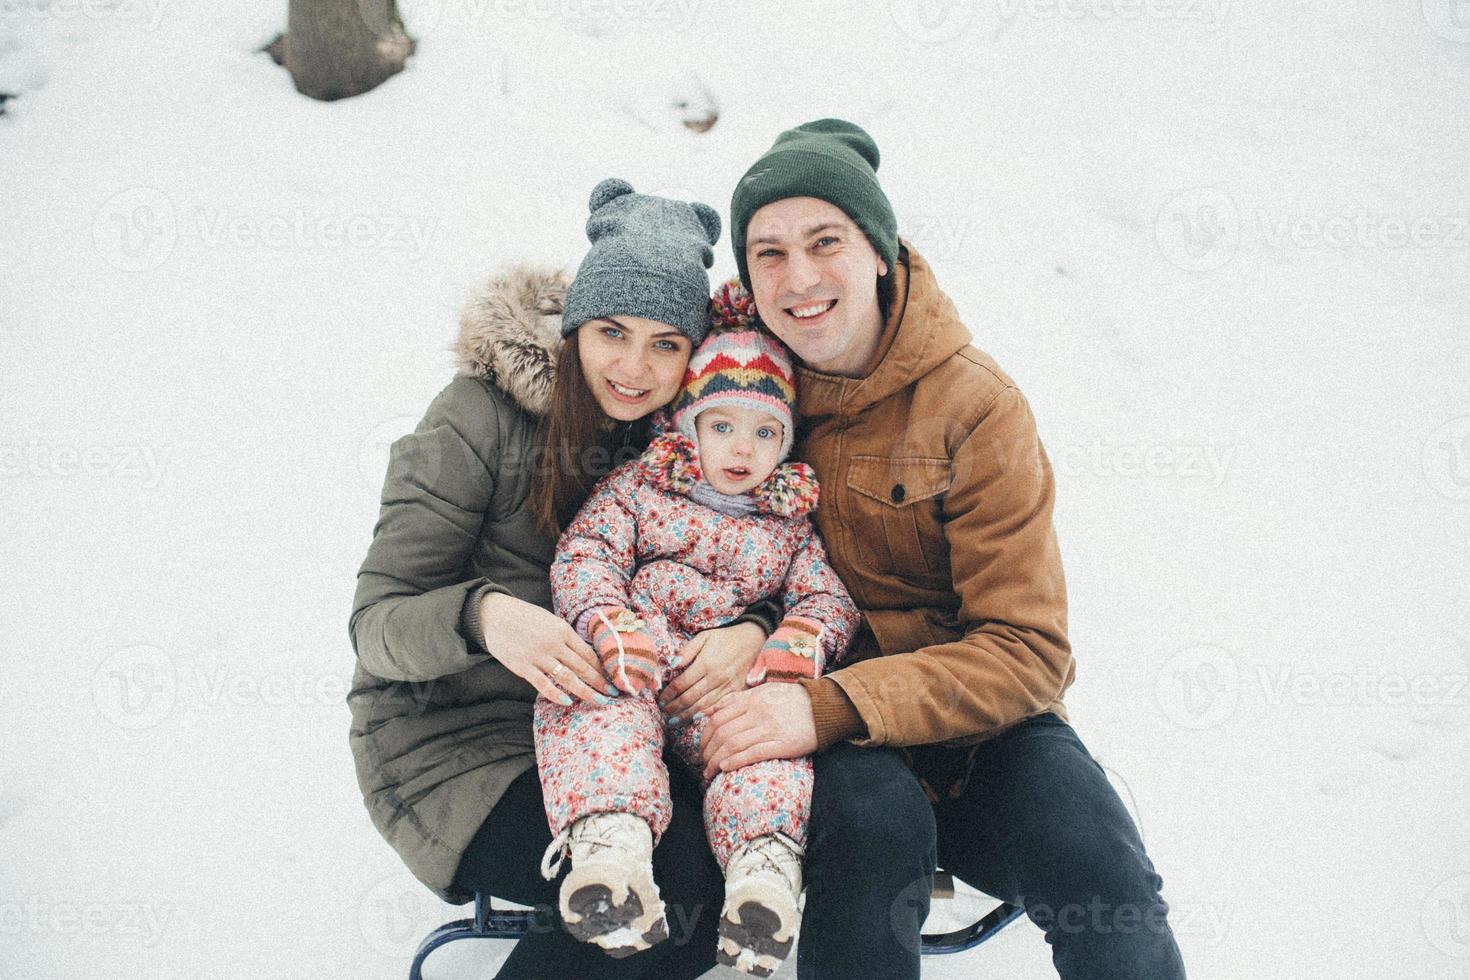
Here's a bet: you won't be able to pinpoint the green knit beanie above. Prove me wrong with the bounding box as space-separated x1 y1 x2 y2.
729 118 898 291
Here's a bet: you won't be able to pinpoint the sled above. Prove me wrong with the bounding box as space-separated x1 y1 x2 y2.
407 873 1025 978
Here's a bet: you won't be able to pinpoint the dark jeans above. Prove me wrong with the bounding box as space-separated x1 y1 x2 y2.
452 758 724 980
799 712 1187 980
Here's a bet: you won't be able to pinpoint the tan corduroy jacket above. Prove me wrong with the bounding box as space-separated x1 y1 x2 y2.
793 243 1076 760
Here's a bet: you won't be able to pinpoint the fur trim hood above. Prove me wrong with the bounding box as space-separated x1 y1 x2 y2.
452 264 570 416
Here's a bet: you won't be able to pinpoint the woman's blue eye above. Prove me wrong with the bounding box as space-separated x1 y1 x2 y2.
602 326 623 339
815 235 838 248
655 339 677 351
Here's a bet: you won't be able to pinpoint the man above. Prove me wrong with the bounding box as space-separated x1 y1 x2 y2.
701 119 1187 979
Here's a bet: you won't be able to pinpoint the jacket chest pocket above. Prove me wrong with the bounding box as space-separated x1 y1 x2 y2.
845 456 952 578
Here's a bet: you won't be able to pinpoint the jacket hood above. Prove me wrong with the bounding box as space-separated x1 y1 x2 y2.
795 242 973 418
640 431 820 519
452 264 570 417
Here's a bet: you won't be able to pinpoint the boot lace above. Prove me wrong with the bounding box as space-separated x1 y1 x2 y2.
539 812 638 881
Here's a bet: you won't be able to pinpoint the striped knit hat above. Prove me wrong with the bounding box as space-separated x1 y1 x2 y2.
671 328 797 461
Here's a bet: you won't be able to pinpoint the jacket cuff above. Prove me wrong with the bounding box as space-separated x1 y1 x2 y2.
798 677 866 750
731 597 780 638
459 580 507 656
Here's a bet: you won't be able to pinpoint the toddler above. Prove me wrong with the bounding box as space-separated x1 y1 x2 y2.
533 316 858 976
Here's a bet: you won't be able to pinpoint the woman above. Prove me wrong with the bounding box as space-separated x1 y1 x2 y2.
348 179 777 978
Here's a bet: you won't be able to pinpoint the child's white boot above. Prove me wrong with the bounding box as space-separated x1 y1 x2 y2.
717 832 804 976
541 811 668 957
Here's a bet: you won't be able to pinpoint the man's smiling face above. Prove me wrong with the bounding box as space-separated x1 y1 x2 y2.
744 197 889 376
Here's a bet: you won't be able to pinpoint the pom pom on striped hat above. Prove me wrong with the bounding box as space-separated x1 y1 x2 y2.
671 326 797 461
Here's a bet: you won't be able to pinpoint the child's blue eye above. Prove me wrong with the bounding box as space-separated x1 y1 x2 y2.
713 421 731 433
757 427 775 440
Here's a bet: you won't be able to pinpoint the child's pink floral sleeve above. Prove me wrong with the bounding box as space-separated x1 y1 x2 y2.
550 465 641 639
746 526 860 685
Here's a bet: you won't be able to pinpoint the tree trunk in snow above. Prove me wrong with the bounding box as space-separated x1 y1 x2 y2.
265 0 413 102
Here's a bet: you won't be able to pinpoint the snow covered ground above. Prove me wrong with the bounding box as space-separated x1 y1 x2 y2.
4 1 1468 977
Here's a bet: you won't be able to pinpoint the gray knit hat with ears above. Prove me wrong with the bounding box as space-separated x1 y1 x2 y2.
561 178 722 344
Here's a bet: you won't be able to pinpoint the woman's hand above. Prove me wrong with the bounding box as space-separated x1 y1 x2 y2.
658 620 766 722
478 592 612 706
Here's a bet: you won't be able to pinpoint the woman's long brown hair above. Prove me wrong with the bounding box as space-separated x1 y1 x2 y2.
530 336 651 538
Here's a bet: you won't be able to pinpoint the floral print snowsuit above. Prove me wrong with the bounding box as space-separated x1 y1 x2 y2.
533 431 859 869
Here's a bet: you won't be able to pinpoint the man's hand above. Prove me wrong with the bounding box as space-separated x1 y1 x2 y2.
701 682 818 781
659 621 766 722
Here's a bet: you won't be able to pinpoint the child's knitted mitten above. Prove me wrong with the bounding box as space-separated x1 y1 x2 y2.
591 607 660 695
746 616 824 685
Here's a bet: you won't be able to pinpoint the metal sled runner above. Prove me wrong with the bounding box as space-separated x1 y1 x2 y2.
407 874 1025 978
